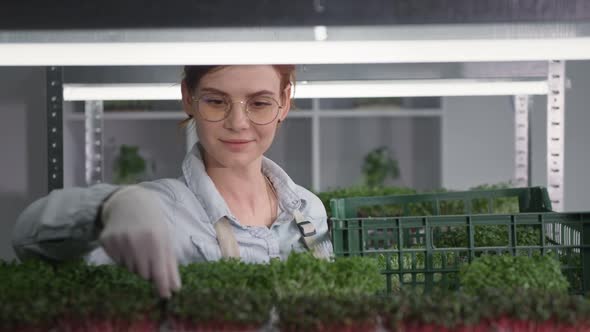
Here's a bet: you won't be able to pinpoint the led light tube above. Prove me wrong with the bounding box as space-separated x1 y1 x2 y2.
1 38 590 65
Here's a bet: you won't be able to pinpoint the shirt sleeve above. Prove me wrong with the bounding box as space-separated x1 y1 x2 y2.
11 183 119 262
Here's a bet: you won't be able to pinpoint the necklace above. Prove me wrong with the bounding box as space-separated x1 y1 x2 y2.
264 175 277 223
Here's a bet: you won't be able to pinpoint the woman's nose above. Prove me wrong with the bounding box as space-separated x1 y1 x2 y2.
224 100 250 130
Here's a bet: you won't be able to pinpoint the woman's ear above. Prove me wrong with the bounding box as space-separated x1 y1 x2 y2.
181 80 195 118
279 84 292 122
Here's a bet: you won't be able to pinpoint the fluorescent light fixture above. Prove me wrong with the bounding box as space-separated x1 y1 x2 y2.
294 79 548 98
63 79 548 101
64 84 181 101
2 38 590 65
314 26 328 41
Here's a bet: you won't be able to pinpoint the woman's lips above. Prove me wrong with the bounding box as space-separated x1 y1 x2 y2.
220 139 253 150
221 139 252 143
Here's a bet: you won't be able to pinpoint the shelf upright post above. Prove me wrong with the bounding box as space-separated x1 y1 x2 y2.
513 95 532 188
84 101 104 185
47 66 64 192
311 98 321 192
547 60 566 212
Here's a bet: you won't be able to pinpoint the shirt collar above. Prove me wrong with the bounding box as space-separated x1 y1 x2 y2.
182 143 303 224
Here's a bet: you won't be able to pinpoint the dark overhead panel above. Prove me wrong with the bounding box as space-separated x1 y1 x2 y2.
2 0 589 30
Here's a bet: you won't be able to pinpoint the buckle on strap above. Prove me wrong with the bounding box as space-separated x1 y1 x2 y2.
297 220 317 237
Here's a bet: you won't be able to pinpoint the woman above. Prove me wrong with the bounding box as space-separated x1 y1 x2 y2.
12 65 333 298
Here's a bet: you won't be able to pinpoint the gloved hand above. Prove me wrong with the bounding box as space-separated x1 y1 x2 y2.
99 185 181 298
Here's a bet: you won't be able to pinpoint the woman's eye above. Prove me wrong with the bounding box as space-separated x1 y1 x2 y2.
254 102 271 107
202 96 227 106
249 99 273 108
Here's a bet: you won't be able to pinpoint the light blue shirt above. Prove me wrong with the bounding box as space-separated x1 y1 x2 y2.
12 143 333 265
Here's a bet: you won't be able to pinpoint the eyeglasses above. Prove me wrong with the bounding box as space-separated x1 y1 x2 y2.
191 93 282 125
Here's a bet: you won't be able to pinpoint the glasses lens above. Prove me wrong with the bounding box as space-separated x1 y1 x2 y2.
247 96 279 125
197 94 229 121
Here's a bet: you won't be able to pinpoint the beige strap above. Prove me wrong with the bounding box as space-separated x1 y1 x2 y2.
293 210 330 259
214 217 241 259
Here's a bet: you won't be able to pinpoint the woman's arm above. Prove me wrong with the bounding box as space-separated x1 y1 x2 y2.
11 184 119 261
12 181 182 298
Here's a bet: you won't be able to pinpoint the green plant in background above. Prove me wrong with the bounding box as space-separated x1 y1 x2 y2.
459 254 569 294
362 146 400 187
113 144 147 184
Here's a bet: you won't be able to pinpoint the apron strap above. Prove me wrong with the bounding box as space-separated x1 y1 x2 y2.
214 217 241 259
214 212 330 260
293 210 330 260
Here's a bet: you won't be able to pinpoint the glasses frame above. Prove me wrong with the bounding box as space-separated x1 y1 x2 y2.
191 93 283 126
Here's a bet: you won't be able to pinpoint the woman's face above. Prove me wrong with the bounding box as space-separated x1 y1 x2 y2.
182 65 291 169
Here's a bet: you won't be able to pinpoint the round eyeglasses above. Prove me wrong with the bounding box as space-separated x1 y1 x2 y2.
191 93 282 125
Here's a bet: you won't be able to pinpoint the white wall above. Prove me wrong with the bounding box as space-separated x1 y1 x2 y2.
319 117 441 192
442 60 590 212
442 95 515 189
64 117 187 187
0 67 47 261
559 61 590 211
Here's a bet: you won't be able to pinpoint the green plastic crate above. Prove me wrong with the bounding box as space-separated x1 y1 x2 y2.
331 187 552 254
330 187 590 294
331 186 553 218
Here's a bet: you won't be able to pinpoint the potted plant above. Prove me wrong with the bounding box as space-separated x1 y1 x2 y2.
362 146 400 188
277 293 379 332
0 260 59 332
53 262 160 332
113 144 149 185
167 258 274 331
168 287 272 332
378 289 590 331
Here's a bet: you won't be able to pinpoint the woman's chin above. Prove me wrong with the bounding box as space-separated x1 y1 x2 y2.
215 154 259 169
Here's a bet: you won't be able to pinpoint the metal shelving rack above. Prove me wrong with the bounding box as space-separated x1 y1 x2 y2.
59 78 565 211
0 24 585 210
62 97 442 192
57 73 559 207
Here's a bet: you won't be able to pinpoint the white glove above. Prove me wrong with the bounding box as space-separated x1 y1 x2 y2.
99 185 181 298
